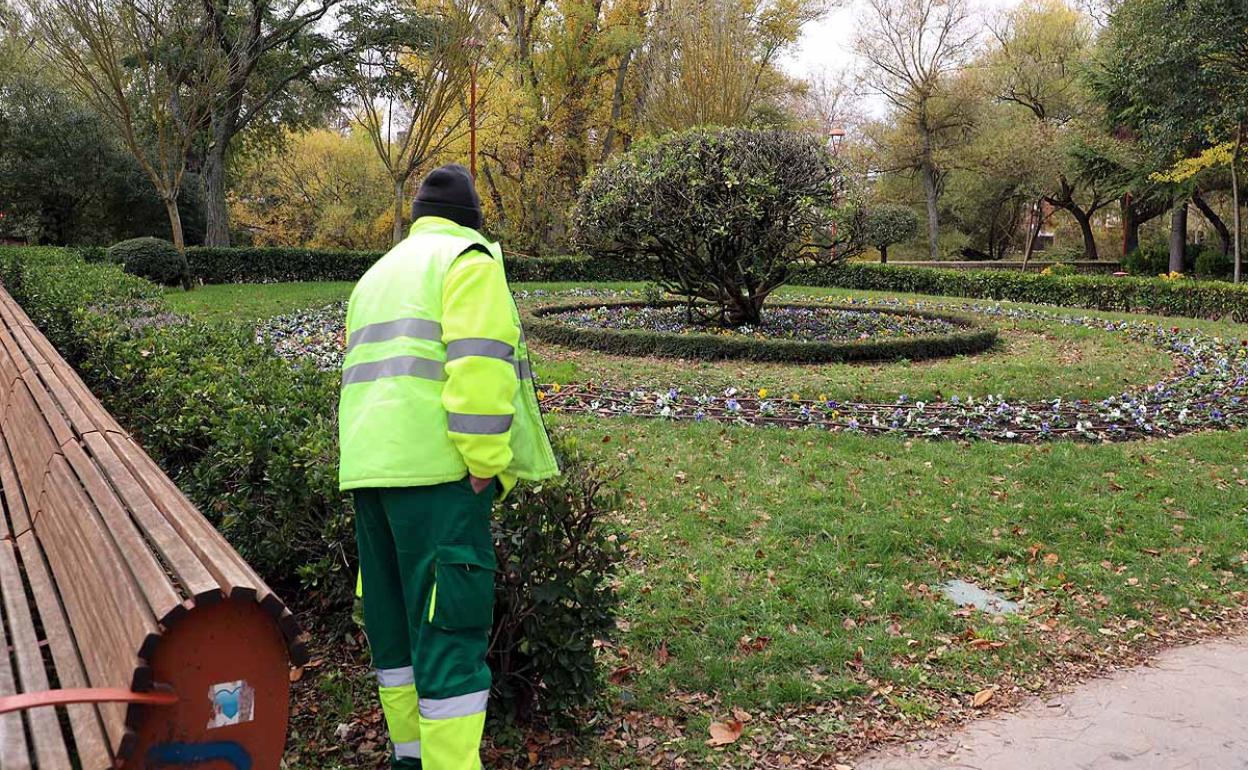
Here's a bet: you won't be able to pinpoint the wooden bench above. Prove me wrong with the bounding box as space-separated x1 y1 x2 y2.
0 285 307 769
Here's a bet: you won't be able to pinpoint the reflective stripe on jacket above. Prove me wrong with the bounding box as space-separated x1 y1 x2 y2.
338 216 559 491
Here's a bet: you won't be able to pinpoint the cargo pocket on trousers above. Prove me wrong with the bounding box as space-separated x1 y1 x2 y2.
431 544 497 631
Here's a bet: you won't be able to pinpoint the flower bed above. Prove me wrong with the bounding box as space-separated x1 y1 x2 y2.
536 299 1248 443
523 300 999 363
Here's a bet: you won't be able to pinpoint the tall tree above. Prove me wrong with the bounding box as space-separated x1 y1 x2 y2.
856 0 978 259
639 0 820 132
198 0 344 246
1091 0 1248 279
338 0 478 246
22 0 225 253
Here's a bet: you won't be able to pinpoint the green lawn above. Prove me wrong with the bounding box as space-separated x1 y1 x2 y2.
166 281 356 321
173 279 1248 766
556 419 1248 765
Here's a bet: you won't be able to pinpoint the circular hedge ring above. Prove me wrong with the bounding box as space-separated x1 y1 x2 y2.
523 301 999 363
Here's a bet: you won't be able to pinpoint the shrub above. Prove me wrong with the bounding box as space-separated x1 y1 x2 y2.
0 245 622 721
1041 262 1076 276
1195 246 1233 281
108 237 191 288
795 262 1248 322
525 301 998 363
184 245 651 285
1122 241 1170 276
574 127 848 325
863 204 919 263
491 444 623 722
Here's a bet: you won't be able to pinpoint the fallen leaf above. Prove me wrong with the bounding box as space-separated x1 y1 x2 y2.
972 687 996 708
608 665 637 684
289 667 304 683
656 640 670 666
706 720 744 746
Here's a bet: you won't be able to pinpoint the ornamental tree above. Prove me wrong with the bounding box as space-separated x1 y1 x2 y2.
863 204 919 263
573 127 847 326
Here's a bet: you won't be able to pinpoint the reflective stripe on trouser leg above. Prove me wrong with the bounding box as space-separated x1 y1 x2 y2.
419 690 488 770
377 667 421 762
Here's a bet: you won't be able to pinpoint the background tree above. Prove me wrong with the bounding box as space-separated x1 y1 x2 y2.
22 0 226 255
639 0 820 132
338 0 478 246
574 128 846 325
198 0 346 246
856 0 977 259
229 127 394 248
1091 0 1248 277
863 204 918 263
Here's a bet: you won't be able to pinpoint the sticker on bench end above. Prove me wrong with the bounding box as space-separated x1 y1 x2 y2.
207 680 255 729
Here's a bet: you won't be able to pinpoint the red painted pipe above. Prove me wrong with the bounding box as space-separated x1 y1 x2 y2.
0 687 178 714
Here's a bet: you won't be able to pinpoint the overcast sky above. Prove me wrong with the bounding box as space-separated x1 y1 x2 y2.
781 0 1026 117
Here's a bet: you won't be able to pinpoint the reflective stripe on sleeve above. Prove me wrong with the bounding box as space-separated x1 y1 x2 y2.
343 355 444 385
394 739 421 758
447 413 513 435
376 666 416 688
347 318 442 351
418 689 489 720
445 338 515 362
515 359 533 380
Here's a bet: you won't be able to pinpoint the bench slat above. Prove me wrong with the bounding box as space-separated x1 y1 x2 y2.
4 381 59 502
62 441 188 624
0 566 33 770
37 459 161 746
0 440 112 768
102 431 273 606
83 433 222 606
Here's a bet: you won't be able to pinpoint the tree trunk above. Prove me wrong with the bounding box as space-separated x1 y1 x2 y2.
203 106 239 247
600 47 634 162
1121 196 1139 256
1070 207 1098 259
392 179 406 246
1022 198 1043 268
1168 201 1188 274
921 161 940 260
879 245 888 264
163 195 193 290
1191 190 1231 256
202 142 231 248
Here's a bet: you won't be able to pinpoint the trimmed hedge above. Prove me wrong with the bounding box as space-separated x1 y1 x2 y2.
186 245 653 284
525 300 998 363
791 263 1248 322
0 245 621 721
184 245 1247 323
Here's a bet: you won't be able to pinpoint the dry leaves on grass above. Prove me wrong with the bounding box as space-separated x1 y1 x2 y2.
707 719 745 746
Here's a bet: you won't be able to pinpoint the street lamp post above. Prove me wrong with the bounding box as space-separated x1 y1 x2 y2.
827 127 846 257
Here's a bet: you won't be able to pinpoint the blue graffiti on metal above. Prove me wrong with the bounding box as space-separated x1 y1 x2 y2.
146 740 252 770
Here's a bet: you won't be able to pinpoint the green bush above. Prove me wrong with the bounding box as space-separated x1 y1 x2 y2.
185 245 652 285
108 237 191 288
1122 242 1170 276
863 204 919 263
0 245 621 721
525 301 998 363
491 444 623 722
795 262 1248 322
1041 262 1076 276
574 127 849 325
1195 247 1233 281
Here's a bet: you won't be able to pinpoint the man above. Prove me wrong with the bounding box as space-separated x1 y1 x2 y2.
339 164 559 770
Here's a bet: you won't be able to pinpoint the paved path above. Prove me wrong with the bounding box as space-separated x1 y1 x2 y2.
856 635 1248 770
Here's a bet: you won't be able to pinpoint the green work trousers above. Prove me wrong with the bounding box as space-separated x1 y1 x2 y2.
354 479 496 770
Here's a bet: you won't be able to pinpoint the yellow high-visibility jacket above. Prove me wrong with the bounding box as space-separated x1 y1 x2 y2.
338 216 558 494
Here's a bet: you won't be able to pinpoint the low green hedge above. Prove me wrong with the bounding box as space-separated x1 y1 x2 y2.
185 244 1247 322
0 245 621 721
525 300 999 363
791 263 1248 322
186 245 652 284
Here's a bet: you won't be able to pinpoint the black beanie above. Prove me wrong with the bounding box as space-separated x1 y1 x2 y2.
411 164 483 230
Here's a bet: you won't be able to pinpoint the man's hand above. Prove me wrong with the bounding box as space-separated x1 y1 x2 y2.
469 474 494 494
